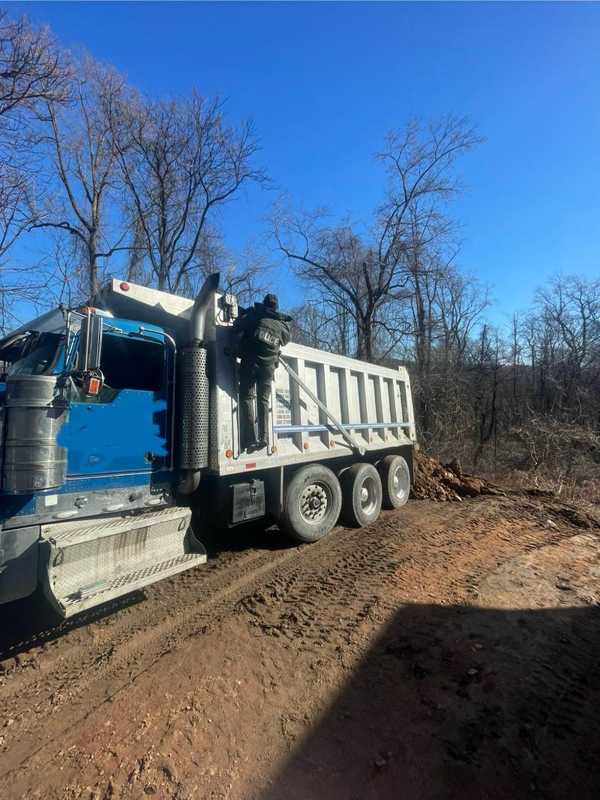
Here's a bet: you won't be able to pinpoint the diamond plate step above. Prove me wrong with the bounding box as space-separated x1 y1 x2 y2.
40 507 206 617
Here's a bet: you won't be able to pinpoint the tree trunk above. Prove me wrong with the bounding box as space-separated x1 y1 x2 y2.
88 233 98 298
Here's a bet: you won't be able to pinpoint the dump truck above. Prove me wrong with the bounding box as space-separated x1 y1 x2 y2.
0 275 416 618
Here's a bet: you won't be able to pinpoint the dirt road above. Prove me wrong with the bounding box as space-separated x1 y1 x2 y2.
1 492 600 800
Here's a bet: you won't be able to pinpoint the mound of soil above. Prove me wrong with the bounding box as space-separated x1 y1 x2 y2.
411 450 501 502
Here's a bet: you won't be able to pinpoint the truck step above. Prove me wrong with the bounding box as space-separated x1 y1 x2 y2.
40 507 206 618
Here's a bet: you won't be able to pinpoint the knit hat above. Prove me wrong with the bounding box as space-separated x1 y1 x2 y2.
263 293 278 310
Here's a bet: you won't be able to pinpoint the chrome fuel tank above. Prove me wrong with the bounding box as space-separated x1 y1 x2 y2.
2 375 68 493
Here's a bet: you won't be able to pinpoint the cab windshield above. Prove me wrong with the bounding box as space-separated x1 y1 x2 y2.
3 331 65 377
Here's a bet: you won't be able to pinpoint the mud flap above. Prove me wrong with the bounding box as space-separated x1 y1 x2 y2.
40 507 206 618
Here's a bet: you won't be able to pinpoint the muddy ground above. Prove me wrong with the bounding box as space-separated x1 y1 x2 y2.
1 489 600 800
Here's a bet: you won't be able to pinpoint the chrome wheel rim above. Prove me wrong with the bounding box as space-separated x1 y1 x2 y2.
359 475 378 516
300 482 330 523
391 462 409 501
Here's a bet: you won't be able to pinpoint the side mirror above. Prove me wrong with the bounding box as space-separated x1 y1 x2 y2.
78 311 103 371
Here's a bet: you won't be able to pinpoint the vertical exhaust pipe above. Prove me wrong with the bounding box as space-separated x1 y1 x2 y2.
178 273 220 495
189 272 221 345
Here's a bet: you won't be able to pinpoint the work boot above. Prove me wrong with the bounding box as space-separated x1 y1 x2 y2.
256 408 269 453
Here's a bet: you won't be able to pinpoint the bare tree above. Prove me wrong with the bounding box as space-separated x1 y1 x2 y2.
0 10 69 259
0 260 51 333
437 269 489 368
34 55 129 297
289 296 353 354
392 217 489 446
273 116 481 361
0 158 32 256
528 275 600 420
124 206 148 283
111 92 265 292
0 10 68 116
176 232 270 307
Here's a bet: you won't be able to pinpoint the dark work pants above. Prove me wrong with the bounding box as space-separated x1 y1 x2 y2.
239 360 273 448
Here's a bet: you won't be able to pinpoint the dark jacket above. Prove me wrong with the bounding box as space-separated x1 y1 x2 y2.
234 303 292 373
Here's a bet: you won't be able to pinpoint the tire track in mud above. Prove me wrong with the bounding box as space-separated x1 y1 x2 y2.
0 503 450 784
0 498 600 798
1 546 283 699
1 545 270 658
1 547 301 776
240 523 412 653
4 493 587 795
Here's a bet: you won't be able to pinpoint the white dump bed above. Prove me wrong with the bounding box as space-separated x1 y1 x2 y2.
211 300 416 475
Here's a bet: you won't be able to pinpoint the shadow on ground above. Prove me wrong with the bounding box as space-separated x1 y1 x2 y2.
261 601 600 800
0 588 146 660
202 519 291 557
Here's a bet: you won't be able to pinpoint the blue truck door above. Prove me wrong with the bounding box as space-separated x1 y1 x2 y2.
60 326 172 481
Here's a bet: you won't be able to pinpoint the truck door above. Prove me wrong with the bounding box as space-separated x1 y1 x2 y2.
60 325 173 484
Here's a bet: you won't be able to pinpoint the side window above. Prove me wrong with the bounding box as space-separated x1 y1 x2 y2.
100 334 165 392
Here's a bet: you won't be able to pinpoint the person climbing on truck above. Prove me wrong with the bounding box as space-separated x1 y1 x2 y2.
233 293 292 452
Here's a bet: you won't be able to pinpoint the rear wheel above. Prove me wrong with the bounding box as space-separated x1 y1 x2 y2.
341 463 383 527
378 454 411 509
280 464 342 543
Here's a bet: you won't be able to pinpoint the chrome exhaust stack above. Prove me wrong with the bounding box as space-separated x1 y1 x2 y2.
190 272 220 345
178 273 220 495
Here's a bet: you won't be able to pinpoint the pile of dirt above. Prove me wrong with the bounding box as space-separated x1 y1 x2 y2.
411 450 501 502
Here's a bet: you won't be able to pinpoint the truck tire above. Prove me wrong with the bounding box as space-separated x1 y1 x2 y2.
378 454 411 509
341 463 383 528
281 464 342 544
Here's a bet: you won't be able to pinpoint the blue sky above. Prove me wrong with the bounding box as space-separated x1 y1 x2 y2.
7 1 600 325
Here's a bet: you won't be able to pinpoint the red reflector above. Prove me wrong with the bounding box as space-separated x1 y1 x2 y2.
120 282 130 291
245 462 257 469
